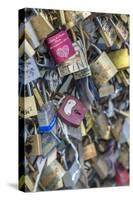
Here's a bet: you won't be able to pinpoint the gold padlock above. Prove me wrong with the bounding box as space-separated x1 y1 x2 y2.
90 44 117 87
83 136 97 161
31 82 44 108
40 160 65 190
19 39 35 58
92 157 108 180
93 112 111 140
19 84 37 118
98 83 114 98
108 48 129 69
30 11 54 40
25 124 42 156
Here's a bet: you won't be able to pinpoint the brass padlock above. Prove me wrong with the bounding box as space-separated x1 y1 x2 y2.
19 175 34 192
25 124 42 156
83 111 94 134
92 157 108 180
111 117 123 141
108 48 129 69
64 11 76 30
89 44 117 87
110 15 128 42
19 39 35 58
40 160 65 190
118 144 129 169
83 136 97 161
30 11 54 40
93 112 111 140
19 84 37 118
96 16 117 47
98 83 114 98
31 82 44 108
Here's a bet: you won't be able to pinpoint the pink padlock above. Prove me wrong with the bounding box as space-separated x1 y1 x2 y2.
57 96 87 127
115 163 129 186
46 30 75 64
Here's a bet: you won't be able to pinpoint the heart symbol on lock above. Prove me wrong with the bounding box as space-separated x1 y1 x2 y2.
56 45 69 58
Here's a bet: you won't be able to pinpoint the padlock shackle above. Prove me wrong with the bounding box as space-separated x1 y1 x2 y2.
32 8 39 16
90 43 102 55
27 83 32 96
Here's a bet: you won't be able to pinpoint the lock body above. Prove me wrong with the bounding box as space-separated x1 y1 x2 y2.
19 39 35 58
108 48 129 69
63 161 81 188
46 30 75 64
58 96 87 127
40 160 65 190
92 158 108 179
90 52 117 87
26 134 42 156
83 144 97 160
37 102 56 133
30 12 54 40
19 96 37 118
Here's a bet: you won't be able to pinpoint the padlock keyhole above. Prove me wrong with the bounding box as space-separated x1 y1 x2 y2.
74 109 81 115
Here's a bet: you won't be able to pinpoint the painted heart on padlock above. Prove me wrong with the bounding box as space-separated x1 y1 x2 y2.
56 45 69 58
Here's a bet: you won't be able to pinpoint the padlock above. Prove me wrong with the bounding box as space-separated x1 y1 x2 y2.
19 39 35 58
63 160 81 188
118 144 129 169
25 124 42 156
19 57 40 85
41 133 59 157
115 163 129 186
118 71 129 87
108 48 129 69
30 10 54 40
83 111 94 134
89 44 117 87
83 136 97 161
110 15 128 42
120 14 129 24
37 82 57 133
67 125 82 141
111 117 123 141
92 157 108 180
93 112 111 140
96 16 117 47
19 84 38 118
114 36 123 49
57 95 87 127
31 82 44 108
40 160 65 190
19 175 34 192
46 29 76 64
98 83 114 98
25 20 40 49
64 11 77 29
